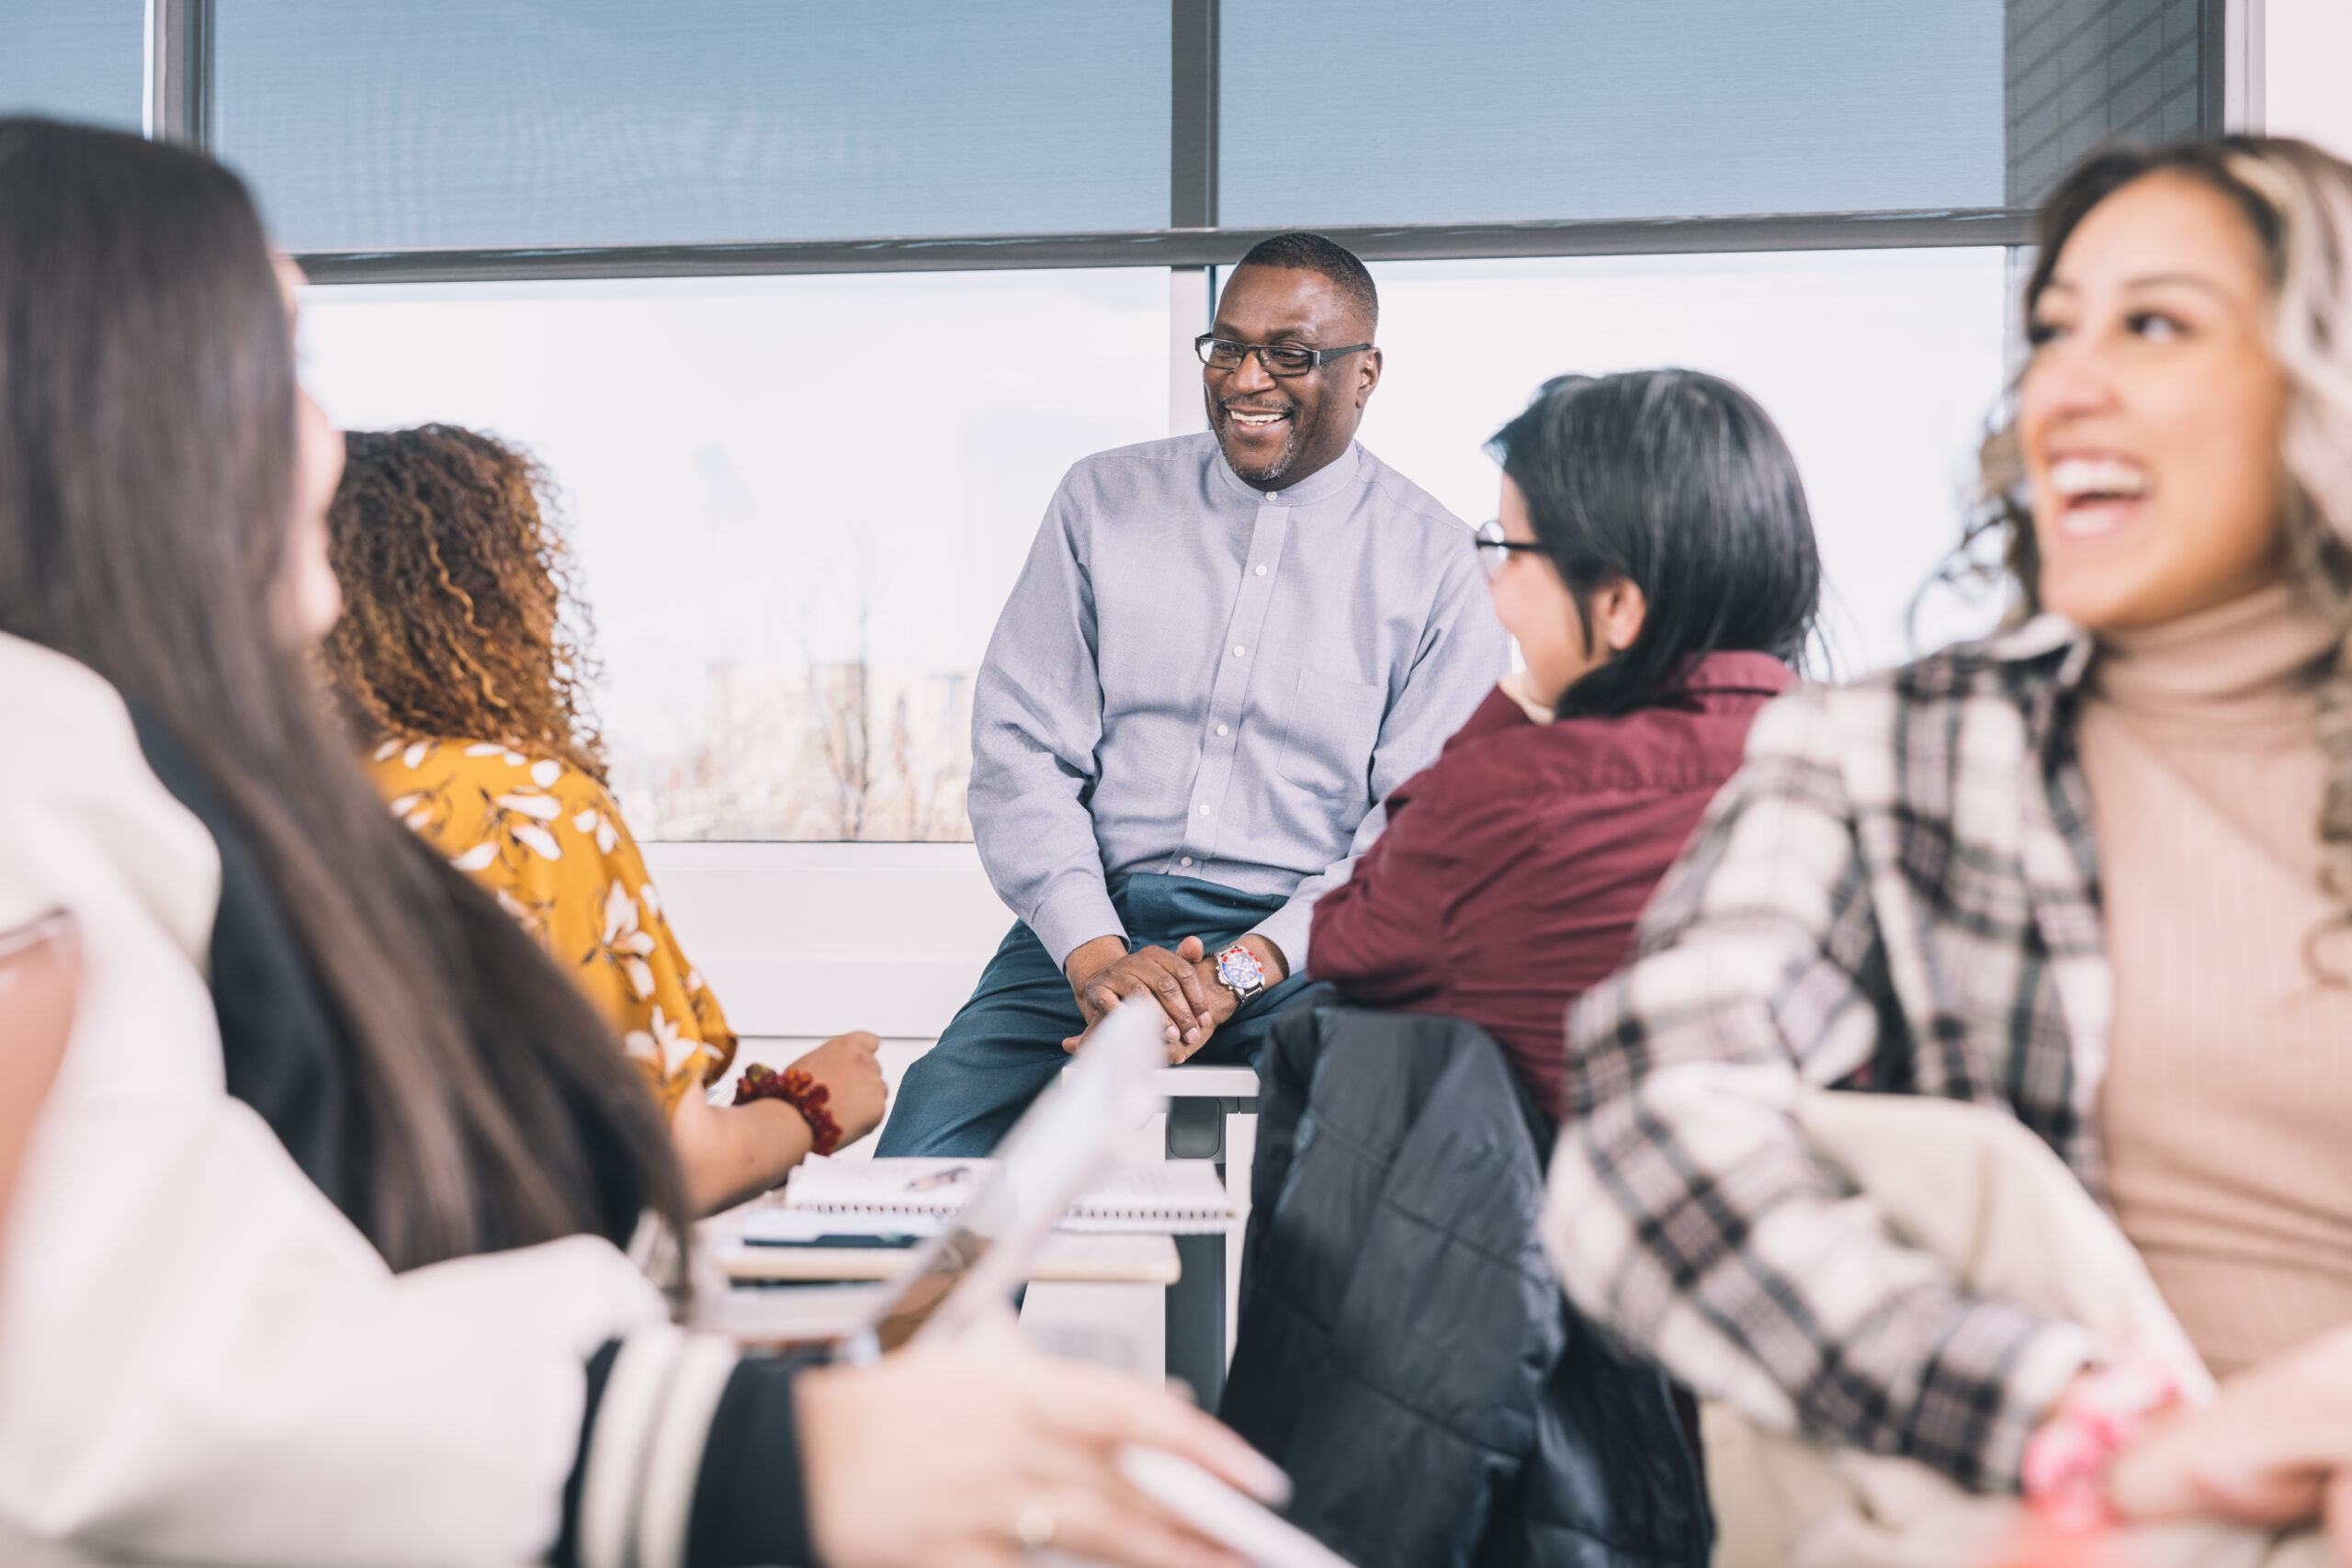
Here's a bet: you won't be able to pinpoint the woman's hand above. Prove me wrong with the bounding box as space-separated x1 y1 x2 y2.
797 1325 1288 1568
2108 1325 2352 1551
788 1031 888 1148
674 1032 887 1213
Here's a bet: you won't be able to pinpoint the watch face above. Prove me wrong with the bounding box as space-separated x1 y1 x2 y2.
1216 945 1263 991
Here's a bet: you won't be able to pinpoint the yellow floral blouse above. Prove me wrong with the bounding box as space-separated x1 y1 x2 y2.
368 738 735 1119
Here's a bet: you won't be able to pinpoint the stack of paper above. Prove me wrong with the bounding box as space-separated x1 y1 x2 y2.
775 1155 1237 1235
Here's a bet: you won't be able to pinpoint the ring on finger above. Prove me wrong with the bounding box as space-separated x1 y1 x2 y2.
1015 1497 1057 1551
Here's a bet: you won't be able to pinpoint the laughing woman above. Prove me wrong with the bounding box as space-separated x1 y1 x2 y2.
1544 134 2352 1530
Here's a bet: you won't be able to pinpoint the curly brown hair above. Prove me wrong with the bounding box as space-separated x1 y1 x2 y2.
322 424 607 782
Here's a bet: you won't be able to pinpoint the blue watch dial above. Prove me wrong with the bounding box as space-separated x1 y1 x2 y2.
1215 944 1265 992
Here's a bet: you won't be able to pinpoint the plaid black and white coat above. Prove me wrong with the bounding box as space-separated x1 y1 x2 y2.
1547 614 2120 1495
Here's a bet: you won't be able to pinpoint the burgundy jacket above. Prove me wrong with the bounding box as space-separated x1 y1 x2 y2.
1308 652 1795 1122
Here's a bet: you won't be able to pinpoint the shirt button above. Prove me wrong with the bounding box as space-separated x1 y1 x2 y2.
1198 803 1211 815
1216 724 1229 737
1232 645 1246 657
1254 564 1268 576
1181 856 1193 867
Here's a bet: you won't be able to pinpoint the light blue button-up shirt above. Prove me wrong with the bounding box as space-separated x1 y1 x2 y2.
969 433 1509 974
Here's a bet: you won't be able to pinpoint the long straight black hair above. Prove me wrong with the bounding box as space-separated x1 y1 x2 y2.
1488 369 1820 720
0 118 684 1270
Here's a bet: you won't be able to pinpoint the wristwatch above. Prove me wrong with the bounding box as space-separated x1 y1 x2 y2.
1213 942 1267 1001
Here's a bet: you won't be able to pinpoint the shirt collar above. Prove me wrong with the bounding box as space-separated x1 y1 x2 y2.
1683 650 1799 696
1979 611 2096 766
1210 438 1364 507
1985 611 2097 694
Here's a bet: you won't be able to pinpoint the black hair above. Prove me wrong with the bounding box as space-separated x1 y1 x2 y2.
1487 369 1820 720
0 117 685 1270
1233 231 1378 331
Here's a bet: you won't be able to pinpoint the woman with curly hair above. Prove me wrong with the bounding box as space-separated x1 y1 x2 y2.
321 424 884 1213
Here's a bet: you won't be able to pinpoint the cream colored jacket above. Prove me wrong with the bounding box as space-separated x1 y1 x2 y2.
0 633 703 1568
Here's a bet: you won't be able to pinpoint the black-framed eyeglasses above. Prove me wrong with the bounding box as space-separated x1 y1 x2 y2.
1472 518 1545 579
1194 334 1372 377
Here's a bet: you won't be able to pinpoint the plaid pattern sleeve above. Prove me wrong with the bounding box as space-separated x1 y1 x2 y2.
1545 632 2109 1495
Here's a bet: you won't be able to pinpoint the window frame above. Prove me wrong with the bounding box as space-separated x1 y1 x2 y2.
153 0 2115 282
139 0 2247 1041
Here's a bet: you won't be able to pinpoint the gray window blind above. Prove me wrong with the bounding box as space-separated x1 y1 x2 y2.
214 0 1170 253
1218 0 2005 227
0 0 146 133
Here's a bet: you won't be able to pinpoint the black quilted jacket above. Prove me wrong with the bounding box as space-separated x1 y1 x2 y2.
1221 1006 1710 1568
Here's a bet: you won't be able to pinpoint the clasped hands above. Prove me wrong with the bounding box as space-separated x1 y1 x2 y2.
1061 932 1286 1063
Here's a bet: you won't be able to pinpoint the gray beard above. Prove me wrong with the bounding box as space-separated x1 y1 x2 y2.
1212 399 1309 486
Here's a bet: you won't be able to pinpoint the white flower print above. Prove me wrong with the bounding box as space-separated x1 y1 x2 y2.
450 840 500 872
645 1005 698 1077
493 791 564 861
529 758 563 789
597 879 658 999
402 740 432 771
572 807 619 854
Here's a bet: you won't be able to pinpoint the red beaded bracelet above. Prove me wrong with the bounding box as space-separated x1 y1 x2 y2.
732 1063 844 1156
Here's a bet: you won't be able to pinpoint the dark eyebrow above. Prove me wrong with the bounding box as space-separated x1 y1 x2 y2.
1206 323 1317 343
2038 271 2244 305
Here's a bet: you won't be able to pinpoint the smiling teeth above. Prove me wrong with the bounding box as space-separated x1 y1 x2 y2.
1229 410 1286 425
2050 457 2148 498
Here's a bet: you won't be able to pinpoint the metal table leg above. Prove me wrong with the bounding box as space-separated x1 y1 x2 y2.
1162 1093 1253 1410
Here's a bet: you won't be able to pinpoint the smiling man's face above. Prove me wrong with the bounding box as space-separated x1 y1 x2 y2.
1204 264 1381 491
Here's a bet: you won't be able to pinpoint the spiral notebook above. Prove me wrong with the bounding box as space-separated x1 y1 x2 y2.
767 1155 1237 1235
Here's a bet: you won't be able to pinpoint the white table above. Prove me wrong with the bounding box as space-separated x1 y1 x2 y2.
717 1230 1180 1285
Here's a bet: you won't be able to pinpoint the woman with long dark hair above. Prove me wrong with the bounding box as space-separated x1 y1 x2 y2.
1309 368 1819 1121
1544 135 2352 1540
0 117 1274 1568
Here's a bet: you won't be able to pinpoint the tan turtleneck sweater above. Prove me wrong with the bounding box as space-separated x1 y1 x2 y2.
2082 581 2352 1378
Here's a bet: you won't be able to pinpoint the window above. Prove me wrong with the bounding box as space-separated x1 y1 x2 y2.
1354 249 2012 676
302 248 2008 846
1221 1 2006 226
299 268 1172 840
213 0 1170 252
0 0 146 133
14 0 2233 848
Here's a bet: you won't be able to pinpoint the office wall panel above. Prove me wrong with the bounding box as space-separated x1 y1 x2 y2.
2007 0 2208 204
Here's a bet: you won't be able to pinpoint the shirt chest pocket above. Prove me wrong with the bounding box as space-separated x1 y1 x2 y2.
1272 666 1388 800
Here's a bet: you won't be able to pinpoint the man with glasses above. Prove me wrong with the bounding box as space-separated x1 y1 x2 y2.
877 232 1506 1157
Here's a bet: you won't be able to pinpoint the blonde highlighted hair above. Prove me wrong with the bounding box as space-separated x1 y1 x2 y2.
1973 135 2352 949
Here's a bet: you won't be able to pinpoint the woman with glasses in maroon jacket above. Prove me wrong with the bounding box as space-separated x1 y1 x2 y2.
1309 369 1820 1122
